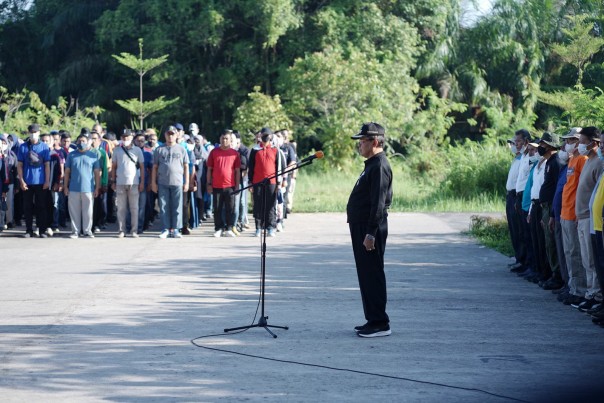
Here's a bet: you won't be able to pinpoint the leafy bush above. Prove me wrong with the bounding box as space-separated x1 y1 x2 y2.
467 215 514 257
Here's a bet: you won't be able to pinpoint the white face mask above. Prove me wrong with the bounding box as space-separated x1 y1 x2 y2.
122 139 132 147
30 132 40 143
578 143 591 156
558 150 569 163
564 143 576 153
186 143 194 152
510 145 518 155
0 142 7 152
520 145 527 154
529 155 540 164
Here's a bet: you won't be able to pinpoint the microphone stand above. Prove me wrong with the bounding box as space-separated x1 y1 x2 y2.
224 156 319 338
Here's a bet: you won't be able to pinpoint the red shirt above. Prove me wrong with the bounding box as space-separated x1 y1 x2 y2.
251 145 278 185
207 147 241 189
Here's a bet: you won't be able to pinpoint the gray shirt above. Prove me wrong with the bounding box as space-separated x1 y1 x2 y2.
113 145 144 185
153 144 189 186
576 156 604 219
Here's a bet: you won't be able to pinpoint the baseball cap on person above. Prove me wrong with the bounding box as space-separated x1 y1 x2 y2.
351 122 385 140
175 123 184 131
166 126 178 134
260 127 273 135
28 124 40 133
562 127 582 140
121 129 134 137
189 123 199 131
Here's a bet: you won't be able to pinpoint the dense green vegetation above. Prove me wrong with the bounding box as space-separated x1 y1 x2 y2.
1 0 604 212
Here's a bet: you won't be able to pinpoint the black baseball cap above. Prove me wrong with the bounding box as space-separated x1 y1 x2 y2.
351 122 385 139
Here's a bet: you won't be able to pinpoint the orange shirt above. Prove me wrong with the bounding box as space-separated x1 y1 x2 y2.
560 154 588 220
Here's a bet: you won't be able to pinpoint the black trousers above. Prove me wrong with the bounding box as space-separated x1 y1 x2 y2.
212 187 235 231
506 190 525 265
92 193 106 228
253 183 276 230
349 219 389 325
23 184 47 233
591 232 604 292
529 202 550 279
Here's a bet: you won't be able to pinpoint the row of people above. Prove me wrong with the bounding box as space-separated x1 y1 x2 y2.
0 123 298 239
505 127 604 328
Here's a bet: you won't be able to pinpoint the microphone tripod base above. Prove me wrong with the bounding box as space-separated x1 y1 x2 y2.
224 316 289 338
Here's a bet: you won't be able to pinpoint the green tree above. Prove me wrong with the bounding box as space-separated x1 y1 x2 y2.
113 38 178 129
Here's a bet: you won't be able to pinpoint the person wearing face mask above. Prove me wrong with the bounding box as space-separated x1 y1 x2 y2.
177 133 197 235
558 128 588 305
63 134 101 238
16 124 51 238
111 129 145 238
588 132 604 324
573 127 604 311
39 133 62 237
130 133 153 234
505 136 525 273
0 134 18 231
248 127 284 237
527 133 561 288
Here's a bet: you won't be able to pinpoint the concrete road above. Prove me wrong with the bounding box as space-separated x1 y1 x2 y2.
0 213 602 402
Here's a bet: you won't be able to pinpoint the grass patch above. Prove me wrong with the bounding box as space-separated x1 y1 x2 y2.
294 169 505 213
466 215 514 257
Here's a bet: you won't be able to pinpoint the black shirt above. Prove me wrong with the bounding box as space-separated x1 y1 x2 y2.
539 153 561 207
346 152 392 236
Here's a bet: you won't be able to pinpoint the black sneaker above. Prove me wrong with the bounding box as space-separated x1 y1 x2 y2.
23 231 34 238
354 322 370 332
586 303 603 315
576 299 598 312
563 295 583 306
357 324 391 338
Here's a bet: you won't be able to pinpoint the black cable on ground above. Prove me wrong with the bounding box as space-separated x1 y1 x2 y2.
190 332 530 403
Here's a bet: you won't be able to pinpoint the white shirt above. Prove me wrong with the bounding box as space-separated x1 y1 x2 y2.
515 152 532 193
506 156 522 191
530 158 546 201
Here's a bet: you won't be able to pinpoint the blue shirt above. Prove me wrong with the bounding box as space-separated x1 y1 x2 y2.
552 165 568 221
65 150 100 193
523 164 537 212
17 140 50 185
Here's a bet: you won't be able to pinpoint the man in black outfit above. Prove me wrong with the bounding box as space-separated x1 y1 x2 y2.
347 122 393 338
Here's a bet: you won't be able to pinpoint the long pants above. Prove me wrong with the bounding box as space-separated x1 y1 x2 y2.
14 188 23 224
5 183 14 224
213 187 235 231
554 220 568 285
286 177 296 212
126 190 146 233
158 184 183 231
350 218 389 325
68 191 93 235
591 231 604 302
106 186 116 223
561 219 586 297
540 202 559 278
58 191 68 227
517 192 535 269
529 203 550 279
253 183 276 230
182 189 191 230
23 184 47 233
116 184 139 234
506 190 525 265
578 218 599 300
92 193 106 229
44 189 53 230
50 190 60 229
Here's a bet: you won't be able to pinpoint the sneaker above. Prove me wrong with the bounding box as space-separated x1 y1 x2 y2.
130 232 139 238
576 298 598 312
23 232 33 238
276 222 283 232
45 228 53 237
83 232 94 238
39 233 48 238
173 230 182 238
586 303 603 315
243 223 250 229
159 230 170 239
169 229 175 238
254 229 261 237
224 230 236 237
543 278 564 291
181 227 191 235
357 324 391 338
117 232 125 238
552 286 568 295
213 229 223 238
69 233 79 239
354 322 371 332
231 227 240 236
564 295 584 306
51 227 59 233
268 228 276 237
93 226 101 233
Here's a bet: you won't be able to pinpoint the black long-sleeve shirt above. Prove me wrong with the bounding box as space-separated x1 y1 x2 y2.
346 152 392 236
539 153 561 215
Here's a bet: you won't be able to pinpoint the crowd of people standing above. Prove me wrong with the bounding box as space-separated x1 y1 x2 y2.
0 122 299 239
505 127 604 328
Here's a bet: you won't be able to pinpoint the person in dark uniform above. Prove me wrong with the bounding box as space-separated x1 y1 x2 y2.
347 122 393 338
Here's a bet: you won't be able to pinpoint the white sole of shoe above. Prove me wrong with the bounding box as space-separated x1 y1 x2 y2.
357 329 391 338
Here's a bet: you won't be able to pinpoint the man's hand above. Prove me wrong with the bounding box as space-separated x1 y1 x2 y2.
151 183 158 194
20 180 28 191
363 234 376 252
63 187 69 196
138 183 144 193
183 183 189 192
43 182 50 190
206 184 213 194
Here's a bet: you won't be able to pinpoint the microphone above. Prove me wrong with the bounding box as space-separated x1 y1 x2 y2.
299 150 324 164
